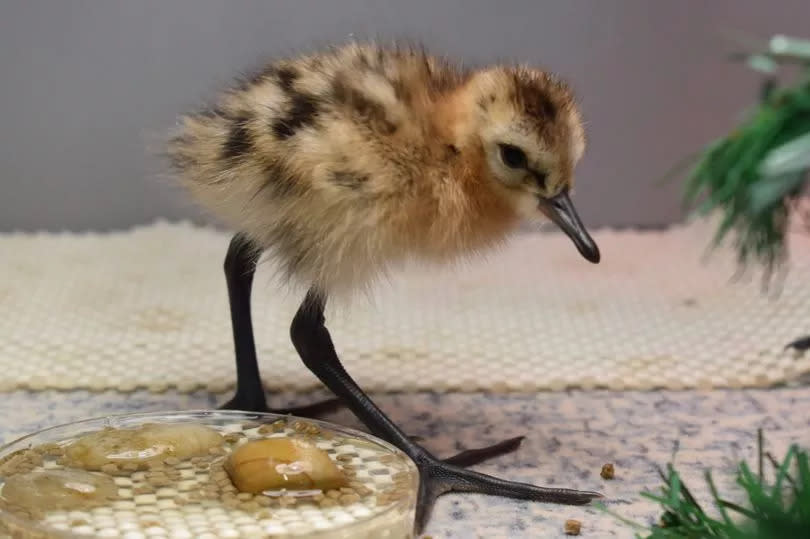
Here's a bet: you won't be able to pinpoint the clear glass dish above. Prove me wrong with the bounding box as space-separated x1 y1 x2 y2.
0 410 418 538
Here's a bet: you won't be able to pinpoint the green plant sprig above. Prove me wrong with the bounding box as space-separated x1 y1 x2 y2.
678 35 810 276
601 430 810 538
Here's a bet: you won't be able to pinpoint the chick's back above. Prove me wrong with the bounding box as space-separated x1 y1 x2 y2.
167 43 470 292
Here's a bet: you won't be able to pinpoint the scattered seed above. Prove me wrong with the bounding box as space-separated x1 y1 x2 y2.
211 470 228 481
224 433 243 444
601 463 615 480
0 456 25 475
26 453 44 467
564 519 582 535
319 498 338 508
339 493 361 505
236 492 253 501
11 509 31 520
35 443 57 455
163 457 180 466
326 490 341 499
100 463 119 475
121 462 140 472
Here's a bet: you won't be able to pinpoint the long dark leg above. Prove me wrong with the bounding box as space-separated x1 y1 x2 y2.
219 234 341 416
290 289 601 534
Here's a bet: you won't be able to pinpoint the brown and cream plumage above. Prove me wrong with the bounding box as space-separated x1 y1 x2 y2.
166 41 601 534
168 42 596 295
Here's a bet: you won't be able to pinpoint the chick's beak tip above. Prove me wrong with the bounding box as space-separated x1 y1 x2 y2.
539 192 600 264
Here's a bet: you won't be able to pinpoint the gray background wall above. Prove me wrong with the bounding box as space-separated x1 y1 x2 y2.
1 0 808 232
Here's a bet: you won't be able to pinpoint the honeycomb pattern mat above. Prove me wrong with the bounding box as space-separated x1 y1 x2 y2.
2 216 810 394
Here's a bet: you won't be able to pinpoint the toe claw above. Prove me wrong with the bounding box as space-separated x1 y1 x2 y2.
411 457 602 534
786 335 810 351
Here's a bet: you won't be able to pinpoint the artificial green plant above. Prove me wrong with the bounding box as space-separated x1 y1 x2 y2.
679 34 810 276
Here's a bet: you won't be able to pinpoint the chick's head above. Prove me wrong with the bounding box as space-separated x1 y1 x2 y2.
460 66 599 263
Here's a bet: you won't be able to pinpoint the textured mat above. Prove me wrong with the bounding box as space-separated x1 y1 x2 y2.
2 217 810 394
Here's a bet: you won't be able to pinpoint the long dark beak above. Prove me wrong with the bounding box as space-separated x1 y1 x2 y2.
538 192 600 263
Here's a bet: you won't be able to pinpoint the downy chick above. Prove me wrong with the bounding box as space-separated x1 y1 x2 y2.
167 41 601 534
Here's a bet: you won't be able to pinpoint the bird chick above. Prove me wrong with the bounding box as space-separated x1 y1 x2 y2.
167 41 601 534
168 42 598 295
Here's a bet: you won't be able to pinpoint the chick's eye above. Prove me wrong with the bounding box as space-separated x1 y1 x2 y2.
498 144 527 169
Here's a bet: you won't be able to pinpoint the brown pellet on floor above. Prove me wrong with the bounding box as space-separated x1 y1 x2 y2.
565 519 582 535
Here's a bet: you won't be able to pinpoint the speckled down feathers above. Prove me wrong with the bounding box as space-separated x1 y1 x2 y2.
167 42 584 294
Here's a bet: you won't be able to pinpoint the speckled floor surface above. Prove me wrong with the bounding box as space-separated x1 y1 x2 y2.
2 387 809 538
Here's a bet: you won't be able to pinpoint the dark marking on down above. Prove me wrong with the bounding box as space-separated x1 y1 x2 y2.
253 160 302 200
514 76 557 122
332 79 397 135
272 93 320 140
222 115 253 159
276 66 299 92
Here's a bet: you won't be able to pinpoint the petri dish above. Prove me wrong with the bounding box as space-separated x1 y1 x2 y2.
0 410 418 538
